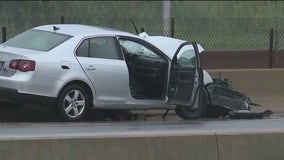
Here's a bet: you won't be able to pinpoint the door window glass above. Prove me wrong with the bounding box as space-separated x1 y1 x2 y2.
90 37 119 59
76 37 120 60
76 39 89 57
176 45 196 68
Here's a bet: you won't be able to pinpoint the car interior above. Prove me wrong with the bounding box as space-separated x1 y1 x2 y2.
120 42 168 100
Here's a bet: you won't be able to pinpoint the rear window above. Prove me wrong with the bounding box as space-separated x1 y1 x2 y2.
4 29 72 51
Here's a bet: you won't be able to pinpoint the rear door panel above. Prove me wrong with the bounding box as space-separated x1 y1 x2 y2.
76 36 129 103
78 57 129 102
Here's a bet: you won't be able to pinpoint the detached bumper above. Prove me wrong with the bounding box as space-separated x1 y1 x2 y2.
0 87 56 107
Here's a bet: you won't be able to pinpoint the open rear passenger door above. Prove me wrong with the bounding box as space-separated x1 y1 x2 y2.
168 42 204 110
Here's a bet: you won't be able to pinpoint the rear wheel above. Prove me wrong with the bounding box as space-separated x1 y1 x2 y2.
175 88 208 119
57 85 91 121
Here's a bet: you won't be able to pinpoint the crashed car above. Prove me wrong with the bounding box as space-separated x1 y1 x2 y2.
0 24 250 121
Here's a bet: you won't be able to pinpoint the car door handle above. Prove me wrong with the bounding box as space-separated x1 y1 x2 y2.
61 61 71 70
61 65 70 70
86 65 96 70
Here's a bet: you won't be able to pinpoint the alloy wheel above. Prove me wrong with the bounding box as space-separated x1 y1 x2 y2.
63 89 86 118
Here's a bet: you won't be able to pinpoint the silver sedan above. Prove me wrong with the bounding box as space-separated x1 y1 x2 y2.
0 24 208 121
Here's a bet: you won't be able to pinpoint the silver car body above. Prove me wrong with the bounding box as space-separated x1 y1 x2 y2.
0 24 204 112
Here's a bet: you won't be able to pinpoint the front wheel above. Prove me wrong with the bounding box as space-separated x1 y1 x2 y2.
57 85 91 122
175 88 208 119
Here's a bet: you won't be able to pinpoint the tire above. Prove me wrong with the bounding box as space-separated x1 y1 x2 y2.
57 85 91 122
175 87 208 119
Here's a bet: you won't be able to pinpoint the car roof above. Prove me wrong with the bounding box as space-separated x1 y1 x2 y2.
33 24 137 38
33 24 204 59
143 36 186 59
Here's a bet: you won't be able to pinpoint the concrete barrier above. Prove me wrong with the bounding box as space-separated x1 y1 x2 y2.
217 132 284 160
207 69 284 96
0 135 218 160
1 132 284 160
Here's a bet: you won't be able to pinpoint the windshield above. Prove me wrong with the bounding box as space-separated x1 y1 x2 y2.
119 40 159 58
4 29 72 51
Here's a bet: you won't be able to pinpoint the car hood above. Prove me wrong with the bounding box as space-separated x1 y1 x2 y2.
139 33 204 60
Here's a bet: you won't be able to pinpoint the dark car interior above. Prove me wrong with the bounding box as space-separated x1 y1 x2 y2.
121 45 168 100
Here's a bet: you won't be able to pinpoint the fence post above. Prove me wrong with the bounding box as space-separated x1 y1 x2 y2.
269 28 274 69
61 16 65 24
274 18 279 68
170 17 175 38
2 27 6 43
140 27 144 33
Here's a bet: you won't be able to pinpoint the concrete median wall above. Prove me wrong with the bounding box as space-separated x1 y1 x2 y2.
1 132 284 160
217 132 284 160
0 135 218 160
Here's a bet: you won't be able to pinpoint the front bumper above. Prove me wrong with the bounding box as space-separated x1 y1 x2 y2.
206 79 250 111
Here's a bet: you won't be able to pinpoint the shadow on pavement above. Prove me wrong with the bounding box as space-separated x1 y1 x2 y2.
0 103 276 123
0 103 141 123
0 104 60 122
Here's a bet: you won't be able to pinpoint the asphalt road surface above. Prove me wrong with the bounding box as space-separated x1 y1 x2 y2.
0 118 284 140
0 102 282 123
0 103 284 139
0 104 284 123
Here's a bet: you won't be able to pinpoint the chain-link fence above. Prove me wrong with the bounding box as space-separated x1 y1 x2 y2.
1 16 284 51
175 18 276 50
